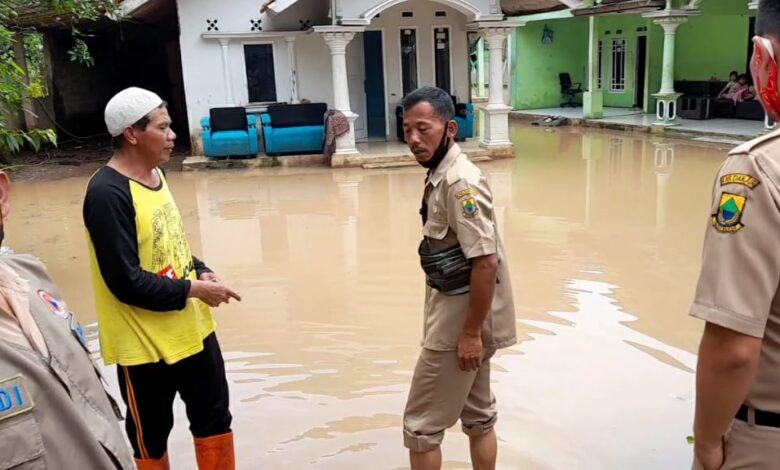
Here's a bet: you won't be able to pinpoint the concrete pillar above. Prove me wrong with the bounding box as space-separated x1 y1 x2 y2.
477 23 521 156
319 29 360 157
286 36 300 104
218 38 234 104
486 31 506 106
477 38 486 99
644 15 688 126
583 16 603 119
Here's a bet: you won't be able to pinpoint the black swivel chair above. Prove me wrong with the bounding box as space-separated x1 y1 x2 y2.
559 73 583 108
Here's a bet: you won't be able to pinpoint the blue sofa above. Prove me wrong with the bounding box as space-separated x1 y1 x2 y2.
454 102 475 141
260 103 327 156
200 107 259 159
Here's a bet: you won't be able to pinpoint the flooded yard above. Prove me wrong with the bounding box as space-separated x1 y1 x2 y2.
7 123 731 469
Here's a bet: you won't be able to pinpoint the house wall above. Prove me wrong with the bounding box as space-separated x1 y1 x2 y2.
510 18 588 110
675 0 753 81
598 15 650 109
335 0 501 23
178 0 489 146
511 2 752 113
368 1 472 137
176 0 331 146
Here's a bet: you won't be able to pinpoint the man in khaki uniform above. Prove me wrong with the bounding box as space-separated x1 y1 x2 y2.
692 2 780 468
0 170 134 469
401 86 516 470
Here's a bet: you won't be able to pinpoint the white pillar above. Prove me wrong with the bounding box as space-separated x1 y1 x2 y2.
320 30 359 157
486 31 505 106
643 12 690 126
218 38 234 104
286 36 300 104
478 25 517 154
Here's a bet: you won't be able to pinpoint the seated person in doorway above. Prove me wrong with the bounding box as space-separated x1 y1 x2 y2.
717 71 740 99
733 75 756 103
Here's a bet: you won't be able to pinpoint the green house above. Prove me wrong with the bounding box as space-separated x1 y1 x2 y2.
508 0 758 125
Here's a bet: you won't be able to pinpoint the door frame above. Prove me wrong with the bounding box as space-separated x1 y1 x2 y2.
366 27 390 138
633 34 648 109
399 26 421 97
431 25 454 94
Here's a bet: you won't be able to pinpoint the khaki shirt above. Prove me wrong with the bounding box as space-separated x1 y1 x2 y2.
691 129 780 413
420 144 517 351
0 254 134 469
0 261 49 356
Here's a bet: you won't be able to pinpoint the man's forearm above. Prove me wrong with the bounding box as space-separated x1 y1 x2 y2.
462 256 497 335
694 323 761 445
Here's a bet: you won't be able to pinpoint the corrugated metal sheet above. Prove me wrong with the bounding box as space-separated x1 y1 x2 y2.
501 0 568 16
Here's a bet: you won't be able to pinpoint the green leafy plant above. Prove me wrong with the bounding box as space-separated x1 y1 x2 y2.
0 0 118 156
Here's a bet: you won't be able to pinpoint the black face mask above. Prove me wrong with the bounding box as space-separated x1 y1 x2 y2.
419 123 451 170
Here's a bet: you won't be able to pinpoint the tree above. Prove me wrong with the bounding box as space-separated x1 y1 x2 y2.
0 0 118 156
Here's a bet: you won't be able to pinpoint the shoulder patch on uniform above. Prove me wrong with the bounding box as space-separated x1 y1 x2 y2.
0 375 34 423
37 290 69 319
462 197 478 218
456 188 477 199
712 192 746 233
720 173 760 189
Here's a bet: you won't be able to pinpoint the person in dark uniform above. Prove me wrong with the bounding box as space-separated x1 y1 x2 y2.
0 169 134 469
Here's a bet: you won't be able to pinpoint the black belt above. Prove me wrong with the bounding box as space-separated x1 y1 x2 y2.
736 405 780 428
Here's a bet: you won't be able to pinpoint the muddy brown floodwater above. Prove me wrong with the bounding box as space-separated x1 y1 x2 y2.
7 123 733 469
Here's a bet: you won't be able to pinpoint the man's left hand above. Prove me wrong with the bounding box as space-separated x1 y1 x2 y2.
694 437 725 470
457 331 483 372
199 272 221 283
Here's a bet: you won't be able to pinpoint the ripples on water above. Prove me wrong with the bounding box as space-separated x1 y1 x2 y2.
11 124 731 468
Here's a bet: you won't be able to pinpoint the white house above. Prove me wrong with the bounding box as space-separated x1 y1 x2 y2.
176 0 521 164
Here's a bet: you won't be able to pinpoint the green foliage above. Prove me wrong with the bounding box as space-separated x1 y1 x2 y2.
0 0 118 155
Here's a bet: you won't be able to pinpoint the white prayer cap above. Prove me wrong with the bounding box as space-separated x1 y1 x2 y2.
104 87 164 137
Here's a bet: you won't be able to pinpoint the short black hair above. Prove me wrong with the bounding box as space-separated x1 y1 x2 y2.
111 101 168 150
738 74 749 81
402 86 455 122
757 0 780 39
730 70 739 77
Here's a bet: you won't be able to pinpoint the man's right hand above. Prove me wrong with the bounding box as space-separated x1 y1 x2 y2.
189 280 241 307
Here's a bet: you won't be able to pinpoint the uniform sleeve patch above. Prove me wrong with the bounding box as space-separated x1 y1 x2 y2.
462 197 479 218
712 192 746 233
0 375 34 423
720 173 760 189
456 188 477 199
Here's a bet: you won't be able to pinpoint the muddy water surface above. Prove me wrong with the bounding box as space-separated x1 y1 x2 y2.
8 124 732 469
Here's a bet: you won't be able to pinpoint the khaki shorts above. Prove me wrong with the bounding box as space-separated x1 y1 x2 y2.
403 348 497 453
693 419 780 469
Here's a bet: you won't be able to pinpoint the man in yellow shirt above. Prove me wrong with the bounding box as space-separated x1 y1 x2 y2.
84 87 241 470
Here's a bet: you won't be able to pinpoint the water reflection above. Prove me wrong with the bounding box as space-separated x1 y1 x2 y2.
7 123 733 468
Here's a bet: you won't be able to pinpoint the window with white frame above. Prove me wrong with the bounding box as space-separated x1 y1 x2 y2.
244 44 277 103
610 39 626 92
